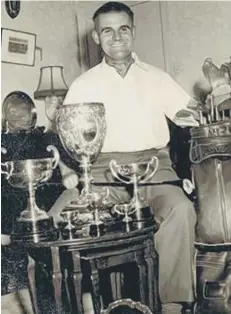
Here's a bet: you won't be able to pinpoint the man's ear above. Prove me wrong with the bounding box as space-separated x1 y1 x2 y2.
92 29 100 45
132 25 136 39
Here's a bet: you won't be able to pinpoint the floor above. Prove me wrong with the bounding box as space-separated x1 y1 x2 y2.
1 290 95 314
1 289 186 314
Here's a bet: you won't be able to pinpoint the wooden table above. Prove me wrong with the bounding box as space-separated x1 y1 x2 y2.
15 224 161 314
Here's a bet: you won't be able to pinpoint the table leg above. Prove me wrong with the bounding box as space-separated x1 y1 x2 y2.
90 259 101 314
64 268 74 313
51 246 63 314
110 271 122 301
145 238 161 313
110 272 116 301
71 251 83 314
135 251 147 304
115 272 122 299
27 254 39 314
153 251 161 313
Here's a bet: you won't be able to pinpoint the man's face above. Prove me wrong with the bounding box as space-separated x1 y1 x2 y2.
92 11 135 62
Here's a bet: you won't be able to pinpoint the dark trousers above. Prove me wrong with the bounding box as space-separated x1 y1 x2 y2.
92 147 196 303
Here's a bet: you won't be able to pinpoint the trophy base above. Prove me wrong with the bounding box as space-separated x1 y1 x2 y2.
89 222 105 237
11 216 59 243
131 206 156 230
121 221 134 233
61 227 79 240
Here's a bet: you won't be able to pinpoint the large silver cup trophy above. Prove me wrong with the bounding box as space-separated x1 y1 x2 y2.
109 157 159 230
1 145 60 242
56 103 108 237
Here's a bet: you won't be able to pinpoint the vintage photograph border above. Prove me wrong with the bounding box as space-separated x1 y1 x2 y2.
1 28 36 66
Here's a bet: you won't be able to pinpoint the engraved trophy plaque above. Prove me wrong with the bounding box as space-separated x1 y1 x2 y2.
56 103 108 237
109 157 159 230
1 145 60 242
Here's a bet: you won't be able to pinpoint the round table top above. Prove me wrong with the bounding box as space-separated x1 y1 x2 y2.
12 224 158 250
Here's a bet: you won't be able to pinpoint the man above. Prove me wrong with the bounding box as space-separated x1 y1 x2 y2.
62 2 198 313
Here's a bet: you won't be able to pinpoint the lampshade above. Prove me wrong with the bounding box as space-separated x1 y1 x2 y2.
34 66 68 99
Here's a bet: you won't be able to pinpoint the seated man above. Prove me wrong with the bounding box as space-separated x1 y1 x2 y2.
50 2 200 313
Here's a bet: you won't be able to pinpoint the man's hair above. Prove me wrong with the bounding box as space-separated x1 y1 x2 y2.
93 1 134 23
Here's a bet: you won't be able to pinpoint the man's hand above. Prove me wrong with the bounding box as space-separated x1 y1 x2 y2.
62 171 79 189
59 160 79 189
48 188 80 227
173 109 199 127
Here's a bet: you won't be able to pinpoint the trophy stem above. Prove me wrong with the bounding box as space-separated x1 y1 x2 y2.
28 183 37 216
80 155 92 196
94 207 101 225
89 206 105 237
133 174 141 220
124 210 132 233
12 181 58 243
19 182 49 221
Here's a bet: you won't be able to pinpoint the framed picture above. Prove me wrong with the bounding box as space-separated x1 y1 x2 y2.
1 28 36 66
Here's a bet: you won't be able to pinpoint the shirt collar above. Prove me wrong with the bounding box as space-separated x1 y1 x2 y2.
100 52 144 71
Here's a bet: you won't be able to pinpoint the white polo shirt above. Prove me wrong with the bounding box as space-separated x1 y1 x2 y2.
64 54 191 152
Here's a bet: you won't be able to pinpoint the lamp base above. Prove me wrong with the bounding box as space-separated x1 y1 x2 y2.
11 216 59 243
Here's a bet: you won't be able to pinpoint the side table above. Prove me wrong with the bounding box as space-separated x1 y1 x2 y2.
14 225 161 314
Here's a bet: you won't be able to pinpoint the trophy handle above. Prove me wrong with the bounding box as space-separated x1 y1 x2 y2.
1 147 14 179
46 145 60 169
101 187 110 205
113 203 136 216
1 161 14 180
139 156 159 183
1 147 7 154
109 160 133 184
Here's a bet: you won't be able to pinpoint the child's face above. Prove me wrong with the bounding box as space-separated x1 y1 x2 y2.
7 102 32 129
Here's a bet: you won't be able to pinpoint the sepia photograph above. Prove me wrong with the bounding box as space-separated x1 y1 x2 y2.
1 1 231 314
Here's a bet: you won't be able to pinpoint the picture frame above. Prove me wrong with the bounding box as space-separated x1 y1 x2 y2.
1 28 36 66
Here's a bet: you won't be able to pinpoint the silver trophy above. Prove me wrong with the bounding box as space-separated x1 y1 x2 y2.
109 157 159 229
56 103 109 236
1 145 60 242
112 204 137 232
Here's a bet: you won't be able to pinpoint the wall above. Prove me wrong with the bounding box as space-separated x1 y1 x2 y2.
160 1 231 98
75 0 231 100
1 1 80 127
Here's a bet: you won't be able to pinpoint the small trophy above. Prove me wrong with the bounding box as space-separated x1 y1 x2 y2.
1 145 60 243
112 204 136 233
56 103 109 237
60 210 80 240
109 157 159 229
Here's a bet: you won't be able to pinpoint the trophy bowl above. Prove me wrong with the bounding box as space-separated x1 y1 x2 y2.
1 145 60 243
4 157 55 191
56 103 106 163
56 103 108 236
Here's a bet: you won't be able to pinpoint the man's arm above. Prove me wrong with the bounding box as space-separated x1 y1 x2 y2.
59 160 79 189
161 72 200 127
173 98 200 127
